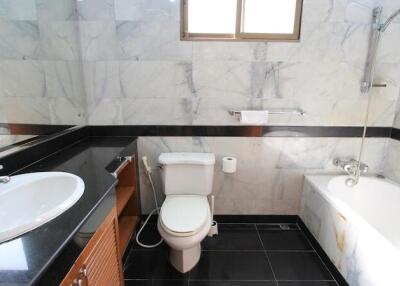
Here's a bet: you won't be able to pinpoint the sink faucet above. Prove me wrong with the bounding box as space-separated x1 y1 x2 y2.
0 176 10 184
0 165 10 184
333 158 369 176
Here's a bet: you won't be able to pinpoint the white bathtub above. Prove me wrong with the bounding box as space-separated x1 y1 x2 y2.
300 175 400 286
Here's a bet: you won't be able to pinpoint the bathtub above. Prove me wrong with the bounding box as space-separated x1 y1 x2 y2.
300 175 400 286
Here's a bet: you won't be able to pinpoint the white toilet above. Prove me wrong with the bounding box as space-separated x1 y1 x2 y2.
157 152 215 273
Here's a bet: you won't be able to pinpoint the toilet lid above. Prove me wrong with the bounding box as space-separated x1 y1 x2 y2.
160 195 210 233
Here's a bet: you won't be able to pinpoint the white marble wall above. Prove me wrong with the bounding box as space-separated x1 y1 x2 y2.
383 138 400 183
0 0 86 125
138 136 388 214
80 0 400 126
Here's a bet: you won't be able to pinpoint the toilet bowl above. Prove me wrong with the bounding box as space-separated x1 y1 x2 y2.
158 195 211 273
157 152 215 273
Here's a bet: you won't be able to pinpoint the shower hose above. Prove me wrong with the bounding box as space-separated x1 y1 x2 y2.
135 158 164 248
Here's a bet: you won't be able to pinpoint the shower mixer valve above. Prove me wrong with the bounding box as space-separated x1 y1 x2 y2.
333 159 369 176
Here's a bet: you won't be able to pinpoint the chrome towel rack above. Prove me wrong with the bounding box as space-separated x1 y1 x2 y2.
228 109 307 117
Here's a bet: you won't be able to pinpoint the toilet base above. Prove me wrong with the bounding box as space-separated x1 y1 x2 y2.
169 244 201 273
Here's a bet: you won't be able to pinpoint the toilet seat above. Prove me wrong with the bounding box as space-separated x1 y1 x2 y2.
160 195 210 237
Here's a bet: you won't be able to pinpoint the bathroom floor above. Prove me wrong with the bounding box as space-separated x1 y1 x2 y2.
124 222 343 286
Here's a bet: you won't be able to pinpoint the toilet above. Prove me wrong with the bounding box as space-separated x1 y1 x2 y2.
157 152 215 273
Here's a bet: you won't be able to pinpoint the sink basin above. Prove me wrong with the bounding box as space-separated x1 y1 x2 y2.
0 172 85 243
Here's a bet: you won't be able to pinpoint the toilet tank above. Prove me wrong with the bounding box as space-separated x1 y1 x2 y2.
158 153 215 196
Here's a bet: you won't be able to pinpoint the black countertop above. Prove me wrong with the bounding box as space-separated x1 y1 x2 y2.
0 136 137 286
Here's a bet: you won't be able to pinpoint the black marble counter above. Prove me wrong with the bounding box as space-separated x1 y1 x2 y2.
0 136 137 286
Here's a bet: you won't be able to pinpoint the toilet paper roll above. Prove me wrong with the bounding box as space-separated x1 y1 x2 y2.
222 157 237 173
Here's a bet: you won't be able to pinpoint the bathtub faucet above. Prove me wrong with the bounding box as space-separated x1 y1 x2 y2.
333 159 369 176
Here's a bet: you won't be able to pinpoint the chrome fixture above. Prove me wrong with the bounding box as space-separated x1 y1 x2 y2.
351 6 399 187
333 159 369 177
229 109 306 117
0 176 10 184
111 156 132 178
361 7 400 93
0 165 10 183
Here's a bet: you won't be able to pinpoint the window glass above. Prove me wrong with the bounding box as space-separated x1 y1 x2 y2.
187 0 237 34
242 0 297 34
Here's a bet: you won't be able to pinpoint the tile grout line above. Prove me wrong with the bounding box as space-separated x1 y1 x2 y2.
296 223 340 286
255 223 279 286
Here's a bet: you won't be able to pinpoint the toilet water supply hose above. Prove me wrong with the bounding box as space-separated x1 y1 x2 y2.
135 156 164 248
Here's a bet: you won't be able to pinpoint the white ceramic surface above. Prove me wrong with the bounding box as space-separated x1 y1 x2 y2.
301 174 400 286
0 172 85 243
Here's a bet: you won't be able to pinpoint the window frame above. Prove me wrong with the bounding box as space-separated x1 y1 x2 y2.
181 0 303 42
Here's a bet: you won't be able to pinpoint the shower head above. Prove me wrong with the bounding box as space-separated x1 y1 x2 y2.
379 8 400 32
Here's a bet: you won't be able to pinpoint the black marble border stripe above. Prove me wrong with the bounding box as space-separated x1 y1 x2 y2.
391 128 400 141
90 125 392 138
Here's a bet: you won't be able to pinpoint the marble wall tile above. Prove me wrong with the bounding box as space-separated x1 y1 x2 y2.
77 0 115 21
302 0 347 23
0 96 50 124
192 42 268 62
83 0 400 127
116 20 192 61
383 139 400 183
0 60 45 97
114 0 179 22
192 61 252 99
0 0 85 126
137 136 387 214
87 98 123 125
44 61 85 101
0 21 40 60
0 0 37 21
121 98 194 125
48 97 85 125
35 0 77 21
38 21 80 60
83 61 121 103
119 60 193 98
79 21 117 61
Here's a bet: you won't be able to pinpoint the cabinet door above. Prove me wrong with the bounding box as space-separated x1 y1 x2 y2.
60 208 124 286
83 211 124 286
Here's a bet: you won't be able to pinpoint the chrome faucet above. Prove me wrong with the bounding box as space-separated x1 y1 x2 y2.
0 176 10 184
333 158 369 176
0 165 10 184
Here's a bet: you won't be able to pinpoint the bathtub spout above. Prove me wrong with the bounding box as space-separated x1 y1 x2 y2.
333 159 369 177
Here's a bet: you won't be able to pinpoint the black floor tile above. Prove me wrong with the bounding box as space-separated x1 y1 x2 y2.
132 223 166 250
278 282 338 286
268 252 333 281
190 251 275 281
125 280 189 286
190 281 277 285
124 250 189 280
257 228 312 251
256 224 299 230
202 224 263 251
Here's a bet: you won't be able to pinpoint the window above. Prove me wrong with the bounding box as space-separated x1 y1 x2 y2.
181 0 303 41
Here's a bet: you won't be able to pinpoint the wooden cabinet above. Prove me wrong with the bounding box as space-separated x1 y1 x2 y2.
61 154 140 286
114 156 140 254
60 208 124 286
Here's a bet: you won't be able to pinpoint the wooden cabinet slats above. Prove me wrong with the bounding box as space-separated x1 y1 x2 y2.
60 208 124 286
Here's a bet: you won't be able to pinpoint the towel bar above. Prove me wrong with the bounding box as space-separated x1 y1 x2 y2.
228 109 307 117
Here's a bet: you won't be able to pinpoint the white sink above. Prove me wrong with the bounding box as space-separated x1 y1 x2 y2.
0 172 85 243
